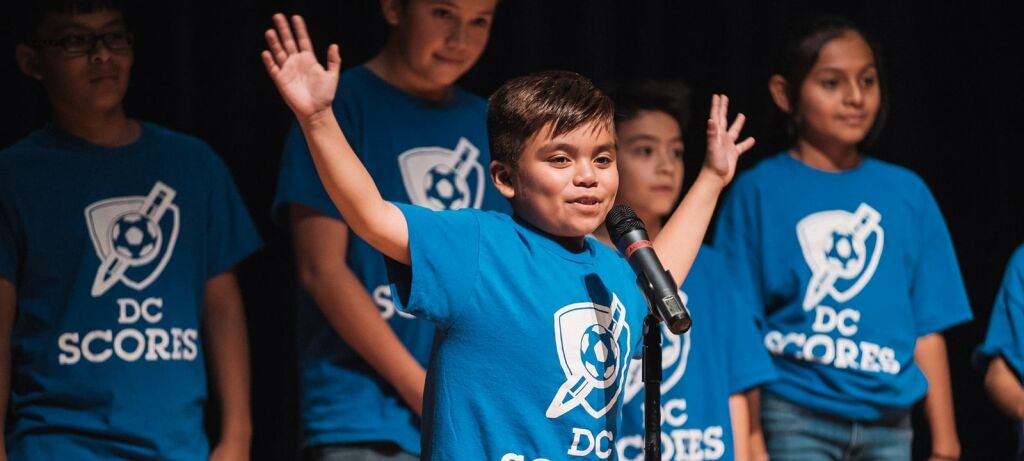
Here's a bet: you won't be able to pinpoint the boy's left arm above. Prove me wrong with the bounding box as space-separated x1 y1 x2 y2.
728 393 751 461
915 333 960 461
654 95 754 285
203 271 252 461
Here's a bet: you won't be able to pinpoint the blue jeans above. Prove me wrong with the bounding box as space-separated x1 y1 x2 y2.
761 393 912 461
303 443 419 461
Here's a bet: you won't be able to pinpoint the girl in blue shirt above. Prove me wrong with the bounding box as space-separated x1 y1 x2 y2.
714 16 971 461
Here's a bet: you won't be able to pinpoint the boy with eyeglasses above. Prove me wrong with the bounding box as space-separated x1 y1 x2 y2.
0 1 261 460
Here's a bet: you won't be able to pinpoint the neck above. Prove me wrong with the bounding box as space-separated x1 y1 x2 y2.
366 48 452 103
791 136 861 172
52 104 139 147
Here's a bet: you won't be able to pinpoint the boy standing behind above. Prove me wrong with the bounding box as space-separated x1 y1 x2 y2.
272 1 507 459
263 13 751 459
1 2 261 460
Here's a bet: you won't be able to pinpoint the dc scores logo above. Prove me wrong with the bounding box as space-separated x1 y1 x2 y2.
623 291 691 404
85 181 179 297
796 203 884 310
398 137 485 211
547 294 631 419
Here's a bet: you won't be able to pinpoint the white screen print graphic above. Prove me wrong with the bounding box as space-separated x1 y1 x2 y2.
623 290 690 404
85 181 179 297
796 203 884 310
548 294 631 419
398 137 485 211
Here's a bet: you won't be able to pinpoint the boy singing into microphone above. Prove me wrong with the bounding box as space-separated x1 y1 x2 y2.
262 14 752 458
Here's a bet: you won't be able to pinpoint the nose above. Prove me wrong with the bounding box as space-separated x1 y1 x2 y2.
656 149 680 175
574 161 598 187
88 39 113 64
445 21 467 49
844 79 864 107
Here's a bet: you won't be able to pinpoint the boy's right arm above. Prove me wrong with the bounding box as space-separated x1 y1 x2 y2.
262 13 409 265
985 355 1024 421
291 205 425 414
1 277 14 461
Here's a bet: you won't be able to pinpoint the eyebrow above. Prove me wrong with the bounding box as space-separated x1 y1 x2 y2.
536 141 616 156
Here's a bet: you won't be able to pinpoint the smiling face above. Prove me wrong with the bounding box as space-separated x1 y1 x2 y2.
794 31 880 148
384 0 495 90
614 110 684 223
495 121 618 245
22 9 133 116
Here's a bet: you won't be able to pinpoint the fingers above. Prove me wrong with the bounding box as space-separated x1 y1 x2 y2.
736 136 756 155
728 113 747 140
326 43 342 76
718 95 729 130
291 15 314 52
273 13 299 54
260 50 279 77
264 28 287 67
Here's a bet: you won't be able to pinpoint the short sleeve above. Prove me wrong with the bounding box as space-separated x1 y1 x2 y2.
713 177 766 319
908 185 973 335
975 245 1024 380
386 202 481 327
206 156 263 278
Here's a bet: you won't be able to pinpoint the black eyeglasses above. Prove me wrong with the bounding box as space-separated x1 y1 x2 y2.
38 31 135 54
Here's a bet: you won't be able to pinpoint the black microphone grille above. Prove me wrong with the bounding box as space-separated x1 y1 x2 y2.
604 204 647 244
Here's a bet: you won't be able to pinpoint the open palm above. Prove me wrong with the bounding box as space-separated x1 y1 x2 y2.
262 14 340 118
704 94 755 185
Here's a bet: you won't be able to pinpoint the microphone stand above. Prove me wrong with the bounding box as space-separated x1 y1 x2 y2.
642 312 662 461
638 273 663 461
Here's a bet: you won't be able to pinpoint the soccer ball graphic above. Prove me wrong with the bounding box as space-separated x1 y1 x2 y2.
423 164 469 210
825 230 861 276
579 324 618 383
110 212 162 265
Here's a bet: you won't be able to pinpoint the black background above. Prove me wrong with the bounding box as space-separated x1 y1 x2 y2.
2 1 1022 459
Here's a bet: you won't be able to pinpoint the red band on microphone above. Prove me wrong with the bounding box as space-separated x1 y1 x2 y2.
624 240 653 258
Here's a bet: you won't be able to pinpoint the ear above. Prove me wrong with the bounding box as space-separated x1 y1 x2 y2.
379 0 403 26
15 44 44 81
490 160 516 200
768 74 792 114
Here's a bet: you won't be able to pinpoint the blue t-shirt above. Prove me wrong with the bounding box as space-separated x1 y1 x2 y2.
616 247 776 461
272 65 510 452
0 123 262 460
976 244 1024 379
713 152 972 420
387 203 647 460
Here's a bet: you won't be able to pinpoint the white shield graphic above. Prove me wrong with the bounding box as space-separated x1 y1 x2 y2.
796 203 884 310
397 137 485 211
547 294 631 419
85 181 180 297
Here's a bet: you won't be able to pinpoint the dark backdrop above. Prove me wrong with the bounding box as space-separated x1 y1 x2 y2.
2 1 1022 459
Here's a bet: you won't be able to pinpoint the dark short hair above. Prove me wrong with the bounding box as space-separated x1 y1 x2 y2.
608 80 691 136
14 0 127 44
772 15 887 145
487 70 614 167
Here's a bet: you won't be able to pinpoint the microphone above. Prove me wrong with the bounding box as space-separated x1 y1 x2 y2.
605 204 692 334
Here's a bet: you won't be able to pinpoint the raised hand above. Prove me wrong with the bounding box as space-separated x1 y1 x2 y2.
262 14 341 120
704 94 755 186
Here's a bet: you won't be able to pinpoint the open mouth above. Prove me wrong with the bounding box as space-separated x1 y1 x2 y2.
568 197 603 210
